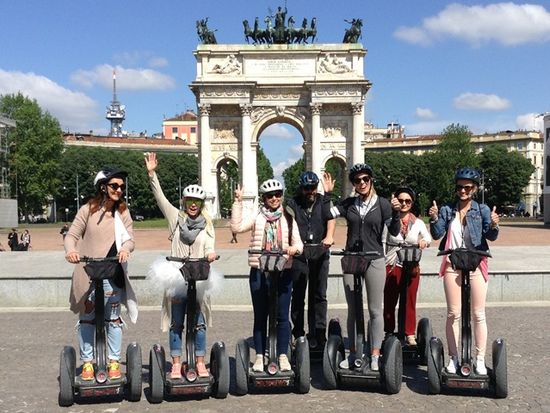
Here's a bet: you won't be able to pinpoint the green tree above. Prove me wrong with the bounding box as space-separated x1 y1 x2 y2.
0 93 63 219
282 158 305 199
256 146 273 186
427 123 478 204
218 159 238 217
479 144 535 209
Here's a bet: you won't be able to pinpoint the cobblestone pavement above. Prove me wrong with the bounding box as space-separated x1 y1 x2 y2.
0 306 548 413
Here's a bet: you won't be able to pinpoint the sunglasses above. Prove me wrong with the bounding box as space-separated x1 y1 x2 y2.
353 176 371 185
185 198 203 207
107 183 126 191
397 198 412 205
265 191 283 199
455 184 475 192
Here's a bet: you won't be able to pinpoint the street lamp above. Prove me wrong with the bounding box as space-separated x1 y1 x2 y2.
65 207 69 222
76 174 80 210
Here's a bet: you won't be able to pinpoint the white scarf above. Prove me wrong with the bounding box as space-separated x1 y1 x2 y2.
114 211 132 251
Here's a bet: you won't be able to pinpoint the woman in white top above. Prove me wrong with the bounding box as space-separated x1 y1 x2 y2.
383 187 431 345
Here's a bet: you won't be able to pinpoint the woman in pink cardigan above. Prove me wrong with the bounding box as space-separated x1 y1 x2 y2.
231 179 303 372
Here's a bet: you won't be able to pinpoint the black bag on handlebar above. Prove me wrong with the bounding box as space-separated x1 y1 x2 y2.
397 247 422 264
180 260 211 281
449 248 482 272
84 260 122 281
303 245 328 261
259 254 288 272
341 255 370 275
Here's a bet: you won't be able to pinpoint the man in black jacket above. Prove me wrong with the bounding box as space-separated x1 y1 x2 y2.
286 171 336 351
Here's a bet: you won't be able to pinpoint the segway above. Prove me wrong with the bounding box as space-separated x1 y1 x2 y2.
323 250 402 394
427 248 508 398
58 256 142 407
235 249 310 395
148 256 229 402
301 243 330 361
386 242 432 364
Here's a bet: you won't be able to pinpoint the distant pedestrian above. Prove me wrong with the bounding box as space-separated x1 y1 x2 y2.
19 229 31 251
230 231 238 243
60 224 69 240
7 228 18 251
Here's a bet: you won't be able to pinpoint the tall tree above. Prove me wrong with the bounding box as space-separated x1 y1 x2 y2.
0 93 63 219
218 159 238 217
479 144 535 209
282 158 305 199
256 146 273 186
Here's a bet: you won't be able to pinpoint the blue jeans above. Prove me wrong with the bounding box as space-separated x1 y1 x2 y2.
169 295 206 358
79 279 123 362
249 268 293 356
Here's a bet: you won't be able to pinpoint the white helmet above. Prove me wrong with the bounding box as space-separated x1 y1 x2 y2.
259 179 284 195
183 184 206 200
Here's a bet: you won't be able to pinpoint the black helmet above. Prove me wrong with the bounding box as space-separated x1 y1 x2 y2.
394 186 416 202
348 163 373 182
455 167 480 185
94 167 128 190
298 171 319 187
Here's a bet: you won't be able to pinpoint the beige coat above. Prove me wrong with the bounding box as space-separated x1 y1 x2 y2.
64 203 138 323
149 172 216 332
230 200 303 268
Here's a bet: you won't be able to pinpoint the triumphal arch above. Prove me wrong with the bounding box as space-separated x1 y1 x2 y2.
190 42 371 217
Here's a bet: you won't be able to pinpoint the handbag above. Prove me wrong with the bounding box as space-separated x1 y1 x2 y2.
397 247 422 264
341 255 370 275
303 244 328 261
259 254 288 272
180 260 211 281
83 260 121 281
449 248 482 272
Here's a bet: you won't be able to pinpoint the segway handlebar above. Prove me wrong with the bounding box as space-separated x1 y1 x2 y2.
79 256 120 263
437 248 492 258
386 241 420 248
166 255 220 263
330 249 380 257
248 249 288 255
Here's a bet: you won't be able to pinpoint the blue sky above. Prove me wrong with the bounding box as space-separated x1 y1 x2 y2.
1 0 550 179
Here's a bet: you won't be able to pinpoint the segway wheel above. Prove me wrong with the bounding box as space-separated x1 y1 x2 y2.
235 338 250 395
416 317 433 365
148 345 165 404
427 337 444 395
492 338 508 398
126 342 142 402
323 335 344 390
294 336 311 394
58 346 76 407
382 335 403 394
210 341 230 399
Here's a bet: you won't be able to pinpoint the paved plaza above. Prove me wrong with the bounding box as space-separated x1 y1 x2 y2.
0 306 549 413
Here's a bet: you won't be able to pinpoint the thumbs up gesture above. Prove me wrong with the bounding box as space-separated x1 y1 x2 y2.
490 205 499 228
390 193 401 211
429 200 439 221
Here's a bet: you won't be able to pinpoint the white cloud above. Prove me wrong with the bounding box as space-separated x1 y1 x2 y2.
454 92 511 111
148 57 169 68
272 144 304 182
404 120 450 136
516 112 544 131
0 69 99 131
71 64 175 91
262 123 296 140
415 107 436 120
395 3 550 46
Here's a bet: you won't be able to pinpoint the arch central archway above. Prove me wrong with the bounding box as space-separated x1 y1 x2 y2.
190 44 371 217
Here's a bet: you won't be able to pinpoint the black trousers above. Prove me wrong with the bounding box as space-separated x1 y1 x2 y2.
290 256 329 340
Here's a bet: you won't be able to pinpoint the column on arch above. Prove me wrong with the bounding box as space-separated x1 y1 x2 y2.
240 103 258 197
310 102 323 182
351 102 364 165
198 103 217 215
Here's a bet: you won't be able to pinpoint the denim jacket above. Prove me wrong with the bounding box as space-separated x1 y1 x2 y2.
430 200 498 252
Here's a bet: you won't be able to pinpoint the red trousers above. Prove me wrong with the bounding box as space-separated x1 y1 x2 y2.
383 264 420 336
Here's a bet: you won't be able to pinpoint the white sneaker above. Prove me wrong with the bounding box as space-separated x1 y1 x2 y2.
339 354 356 369
370 355 380 371
446 356 458 374
278 354 291 371
406 335 417 346
475 356 487 375
252 355 264 372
